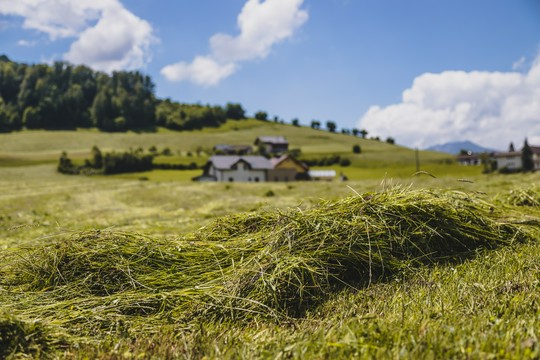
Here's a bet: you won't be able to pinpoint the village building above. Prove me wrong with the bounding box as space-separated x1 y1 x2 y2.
308 169 337 181
456 153 482 166
492 145 540 171
268 155 309 182
202 156 273 182
198 154 310 182
532 146 540 170
254 136 289 154
493 151 522 171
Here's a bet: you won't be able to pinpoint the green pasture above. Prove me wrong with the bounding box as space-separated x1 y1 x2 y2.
0 126 539 359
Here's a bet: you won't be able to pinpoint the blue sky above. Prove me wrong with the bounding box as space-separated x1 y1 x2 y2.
1 0 540 149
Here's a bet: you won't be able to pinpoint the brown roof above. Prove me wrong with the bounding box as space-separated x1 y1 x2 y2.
270 155 309 170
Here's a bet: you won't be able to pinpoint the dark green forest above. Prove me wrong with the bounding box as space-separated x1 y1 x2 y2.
0 55 245 132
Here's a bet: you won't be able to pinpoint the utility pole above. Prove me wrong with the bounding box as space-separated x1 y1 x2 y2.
415 147 420 172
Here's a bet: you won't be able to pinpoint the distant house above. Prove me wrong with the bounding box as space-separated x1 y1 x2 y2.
268 155 309 182
254 136 289 154
212 144 253 155
532 146 540 170
308 170 336 181
202 156 273 182
456 153 482 166
493 151 522 171
199 154 309 182
490 145 540 172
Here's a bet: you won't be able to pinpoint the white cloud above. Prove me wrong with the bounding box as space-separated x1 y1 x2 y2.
161 56 236 87
161 0 308 86
17 39 36 47
0 0 155 72
358 55 540 149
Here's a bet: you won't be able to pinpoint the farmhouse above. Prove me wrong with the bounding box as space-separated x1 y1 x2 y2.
268 155 309 181
254 136 289 154
203 156 273 182
532 146 540 170
456 153 482 166
493 151 522 171
199 154 310 182
492 145 540 171
308 169 337 181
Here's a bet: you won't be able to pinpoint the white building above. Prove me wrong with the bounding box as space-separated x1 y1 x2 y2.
203 156 273 182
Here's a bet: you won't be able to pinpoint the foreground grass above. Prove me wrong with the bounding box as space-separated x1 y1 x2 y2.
1 180 539 359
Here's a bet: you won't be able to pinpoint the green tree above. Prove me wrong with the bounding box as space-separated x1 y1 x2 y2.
521 138 534 172
255 111 268 121
360 129 368 138
22 106 41 128
386 137 395 145
225 102 245 119
91 145 103 169
326 121 337 133
310 120 321 129
352 128 359 136
291 118 300 127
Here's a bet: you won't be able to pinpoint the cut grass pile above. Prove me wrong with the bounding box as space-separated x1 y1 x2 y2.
0 186 535 357
500 185 540 207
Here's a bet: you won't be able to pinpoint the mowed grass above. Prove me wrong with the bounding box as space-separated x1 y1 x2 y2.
0 124 538 358
0 157 539 358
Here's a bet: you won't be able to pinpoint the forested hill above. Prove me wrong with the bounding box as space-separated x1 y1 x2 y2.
0 55 246 132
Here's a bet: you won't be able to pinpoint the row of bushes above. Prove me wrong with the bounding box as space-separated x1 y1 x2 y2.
58 146 201 175
300 154 351 167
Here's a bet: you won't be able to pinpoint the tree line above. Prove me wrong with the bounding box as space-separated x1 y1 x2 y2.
0 55 246 132
1 55 385 139
58 146 200 175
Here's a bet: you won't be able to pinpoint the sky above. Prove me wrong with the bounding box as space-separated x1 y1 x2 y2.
1 0 540 150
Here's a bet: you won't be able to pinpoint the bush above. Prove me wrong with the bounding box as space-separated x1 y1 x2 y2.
352 144 361 154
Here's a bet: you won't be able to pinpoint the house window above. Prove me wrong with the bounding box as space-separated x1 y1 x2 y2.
254 177 259 182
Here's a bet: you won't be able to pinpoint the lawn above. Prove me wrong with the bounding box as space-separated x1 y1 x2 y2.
0 127 538 359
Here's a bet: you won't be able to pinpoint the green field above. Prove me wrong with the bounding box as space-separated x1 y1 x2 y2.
1 125 539 359
0 120 479 180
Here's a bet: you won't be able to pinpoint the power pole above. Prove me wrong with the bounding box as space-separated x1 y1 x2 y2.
415 148 420 172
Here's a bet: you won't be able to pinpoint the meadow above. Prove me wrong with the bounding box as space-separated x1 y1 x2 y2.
1 125 539 359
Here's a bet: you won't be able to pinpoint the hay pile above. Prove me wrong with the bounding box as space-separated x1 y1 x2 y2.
190 187 527 318
502 185 540 207
0 187 531 346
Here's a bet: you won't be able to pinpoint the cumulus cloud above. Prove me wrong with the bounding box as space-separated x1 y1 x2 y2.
161 56 237 87
0 0 155 72
161 0 308 87
358 55 540 149
17 39 36 47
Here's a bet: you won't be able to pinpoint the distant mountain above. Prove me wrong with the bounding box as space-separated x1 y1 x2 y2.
426 140 496 154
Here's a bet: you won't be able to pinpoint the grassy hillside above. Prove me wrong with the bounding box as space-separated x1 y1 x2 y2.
0 119 480 180
1 122 538 358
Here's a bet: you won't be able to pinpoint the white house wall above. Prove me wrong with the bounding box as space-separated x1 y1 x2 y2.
496 156 522 170
219 169 267 182
208 164 267 182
